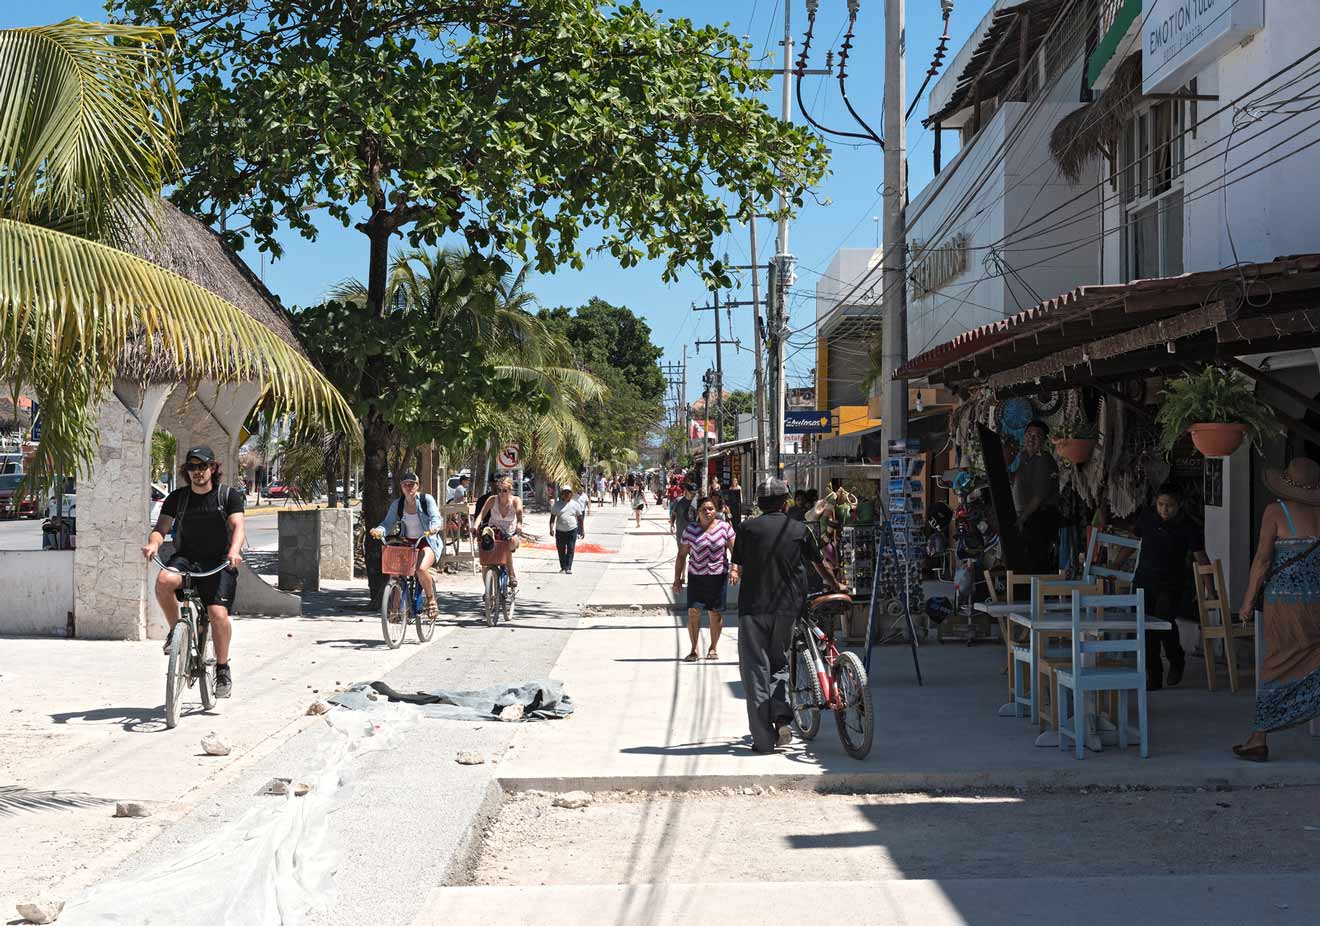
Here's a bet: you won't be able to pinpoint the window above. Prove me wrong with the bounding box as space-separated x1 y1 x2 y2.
1120 96 1187 280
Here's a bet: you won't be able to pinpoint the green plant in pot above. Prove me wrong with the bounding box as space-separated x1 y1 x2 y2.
1051 415 1099 464
1156 366 1280 457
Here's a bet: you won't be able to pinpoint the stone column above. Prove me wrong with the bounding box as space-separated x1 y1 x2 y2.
72 382 171 639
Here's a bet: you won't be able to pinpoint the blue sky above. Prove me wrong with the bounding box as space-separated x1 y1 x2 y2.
6 1 987 403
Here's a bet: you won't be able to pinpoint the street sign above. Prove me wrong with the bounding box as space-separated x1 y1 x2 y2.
784 410 833 434
497 443 520 469
30 413 41 442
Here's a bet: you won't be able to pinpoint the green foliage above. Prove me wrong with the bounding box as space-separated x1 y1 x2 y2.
538 299 666 457
115 0 828 283
275 433 328 504
150 430 176 481
721 388 754 441
1052 415 1097 441
1156 366 1281 453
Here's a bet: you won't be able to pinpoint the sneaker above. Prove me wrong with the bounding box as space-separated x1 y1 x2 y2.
215 664 233 699
566 568 572 575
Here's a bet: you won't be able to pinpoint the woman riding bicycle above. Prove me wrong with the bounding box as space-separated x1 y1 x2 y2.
475 474 524 588
369 470 442 619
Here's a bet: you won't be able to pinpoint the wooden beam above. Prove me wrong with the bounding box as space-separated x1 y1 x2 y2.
1218 307 1320 343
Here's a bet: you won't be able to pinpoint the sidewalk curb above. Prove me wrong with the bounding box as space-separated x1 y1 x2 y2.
495 764 1320 796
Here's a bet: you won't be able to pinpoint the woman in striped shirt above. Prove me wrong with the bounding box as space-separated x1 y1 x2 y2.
672 495 737 662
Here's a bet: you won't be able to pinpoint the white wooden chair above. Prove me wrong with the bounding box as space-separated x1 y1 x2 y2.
1056 590 1149 760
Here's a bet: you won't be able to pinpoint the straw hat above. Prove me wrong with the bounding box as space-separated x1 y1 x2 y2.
1264 457 1320 505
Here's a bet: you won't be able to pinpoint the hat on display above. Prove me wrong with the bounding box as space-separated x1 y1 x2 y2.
1264 457 1320 506
185 445 215 463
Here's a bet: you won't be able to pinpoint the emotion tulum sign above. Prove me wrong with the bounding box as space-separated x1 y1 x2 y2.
1142 0 1264 94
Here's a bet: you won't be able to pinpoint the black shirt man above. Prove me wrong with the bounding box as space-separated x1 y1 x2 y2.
730 479 841 753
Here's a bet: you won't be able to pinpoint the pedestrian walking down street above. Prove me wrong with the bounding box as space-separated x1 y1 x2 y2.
669 483 698 542
673 496 736 662
724 476 743 531
550 485 586 574
1234 458 1320 762
630 482 646 527
730 479 842 753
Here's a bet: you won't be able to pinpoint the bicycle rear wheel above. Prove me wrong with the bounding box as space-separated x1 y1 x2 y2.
415 592 437 642
833 650 874 759
197 621 217 710
789 638 822 740
164 619 192 729
381 581 408 649
483 569 499 627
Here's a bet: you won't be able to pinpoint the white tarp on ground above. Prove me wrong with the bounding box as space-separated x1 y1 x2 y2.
57 705 418 926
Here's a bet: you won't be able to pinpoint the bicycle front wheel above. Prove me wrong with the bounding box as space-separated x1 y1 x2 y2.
483 569 499 627
197 622 217 710
415 592 437 642
164 619 193 729
789 639 822 740
381 581 408 649
833 650 874 759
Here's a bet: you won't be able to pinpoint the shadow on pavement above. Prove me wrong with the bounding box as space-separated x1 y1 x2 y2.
0 784 113 816
49 704 198 733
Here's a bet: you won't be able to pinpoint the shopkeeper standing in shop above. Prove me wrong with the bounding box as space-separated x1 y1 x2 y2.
1012 419 1061 574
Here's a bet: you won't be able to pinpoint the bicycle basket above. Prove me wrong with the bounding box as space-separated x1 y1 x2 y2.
381 544 418 576
478 538 510 566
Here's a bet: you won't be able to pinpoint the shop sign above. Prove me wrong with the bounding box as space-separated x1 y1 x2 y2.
784 410 833 434
1142 0 1264 94
910 233 969 297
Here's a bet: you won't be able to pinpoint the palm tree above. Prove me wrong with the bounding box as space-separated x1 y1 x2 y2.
0 19 356 489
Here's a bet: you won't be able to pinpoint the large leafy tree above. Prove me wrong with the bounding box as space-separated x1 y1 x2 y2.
116 0 828 581
0 19 356 492
538 298 666 458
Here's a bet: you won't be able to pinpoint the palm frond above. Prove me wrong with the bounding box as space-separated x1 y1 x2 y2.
0 19 179 240
0 218 361 479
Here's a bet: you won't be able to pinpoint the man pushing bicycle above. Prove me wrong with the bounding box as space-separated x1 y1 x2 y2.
142 445 245 699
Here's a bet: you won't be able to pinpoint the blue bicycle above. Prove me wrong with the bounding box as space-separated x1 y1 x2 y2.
379 534 438 648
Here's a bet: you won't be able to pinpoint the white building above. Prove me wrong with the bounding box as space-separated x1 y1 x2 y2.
897 0 1320 604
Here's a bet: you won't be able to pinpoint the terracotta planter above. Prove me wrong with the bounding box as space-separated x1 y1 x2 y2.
1053 437 1095 464
1189 423 1247 457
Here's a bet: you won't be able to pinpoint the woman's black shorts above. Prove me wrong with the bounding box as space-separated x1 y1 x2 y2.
165 554 239 611
686 572 728 612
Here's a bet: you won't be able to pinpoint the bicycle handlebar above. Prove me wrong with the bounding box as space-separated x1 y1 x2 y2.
380 533 434 547
151 555 231 578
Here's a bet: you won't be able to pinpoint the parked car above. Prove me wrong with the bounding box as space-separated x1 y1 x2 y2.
265 482 290 498
0 473 37 518
149 484 166 527
43 478 76 519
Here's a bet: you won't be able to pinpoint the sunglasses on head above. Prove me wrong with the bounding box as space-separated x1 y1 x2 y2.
185 461 210 472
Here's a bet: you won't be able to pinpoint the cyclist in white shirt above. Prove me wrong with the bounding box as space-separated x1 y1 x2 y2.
475 475 524 588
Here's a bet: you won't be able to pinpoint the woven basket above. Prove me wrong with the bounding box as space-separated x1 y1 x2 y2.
381 544 418 577
478 539 510 567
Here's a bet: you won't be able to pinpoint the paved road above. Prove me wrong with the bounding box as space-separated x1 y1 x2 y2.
0 515 279 551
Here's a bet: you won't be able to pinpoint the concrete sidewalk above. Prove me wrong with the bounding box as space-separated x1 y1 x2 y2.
498 609 1320 792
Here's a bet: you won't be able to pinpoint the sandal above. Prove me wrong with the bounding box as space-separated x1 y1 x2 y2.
705 650 719 661
1232 743 1269 762
426 598 439 620
682 652 700 662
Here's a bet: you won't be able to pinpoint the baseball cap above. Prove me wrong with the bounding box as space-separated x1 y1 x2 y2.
184 445 214 463
399 470 419 483
560 483 574 492
756 477 790 499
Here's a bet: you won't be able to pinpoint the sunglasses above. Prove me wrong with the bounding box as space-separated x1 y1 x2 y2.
185 461 210 472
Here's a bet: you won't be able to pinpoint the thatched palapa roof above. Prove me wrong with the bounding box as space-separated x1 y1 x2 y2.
116 199 309 382
1049 54 1143 183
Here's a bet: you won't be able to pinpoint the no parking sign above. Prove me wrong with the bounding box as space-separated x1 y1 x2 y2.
497 444 520 469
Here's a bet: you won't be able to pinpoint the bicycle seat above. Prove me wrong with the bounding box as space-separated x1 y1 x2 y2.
808 592 853 612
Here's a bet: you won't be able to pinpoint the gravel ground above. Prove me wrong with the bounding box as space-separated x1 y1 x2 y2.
468 785 1320 886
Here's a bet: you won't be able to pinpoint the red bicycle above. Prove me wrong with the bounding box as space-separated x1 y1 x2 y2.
788 591 874 759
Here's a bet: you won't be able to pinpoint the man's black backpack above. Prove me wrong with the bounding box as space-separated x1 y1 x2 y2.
173 483 238 553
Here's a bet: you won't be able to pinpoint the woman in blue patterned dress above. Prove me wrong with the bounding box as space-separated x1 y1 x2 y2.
1234 458 1320 762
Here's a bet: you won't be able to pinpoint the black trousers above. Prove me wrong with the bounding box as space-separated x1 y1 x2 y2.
1145 588 1186 677
555 529 578 571
1020 507 1060 574
737 611 796 751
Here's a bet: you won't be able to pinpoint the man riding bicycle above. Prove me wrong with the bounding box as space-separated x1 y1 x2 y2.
474 474 524 588
141 445 245 699
369 470 442 619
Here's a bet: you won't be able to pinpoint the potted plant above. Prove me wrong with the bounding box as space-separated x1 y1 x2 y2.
1052 416 1098 464
1155 366 1280 457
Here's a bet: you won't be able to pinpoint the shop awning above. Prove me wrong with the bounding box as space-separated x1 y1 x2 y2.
895 254 1320 393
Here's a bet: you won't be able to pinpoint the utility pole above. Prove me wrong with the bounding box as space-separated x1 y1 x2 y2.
880 0 909 463
701 368 715 494
746 205 767 484
713 287 724 444
680 345 688 460
770 0 796 480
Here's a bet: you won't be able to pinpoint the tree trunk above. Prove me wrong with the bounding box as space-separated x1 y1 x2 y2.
362 411 393 606
324 433 341 508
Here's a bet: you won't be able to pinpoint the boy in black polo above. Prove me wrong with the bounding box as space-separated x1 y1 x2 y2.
1131 482 1208 689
